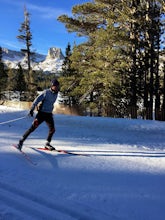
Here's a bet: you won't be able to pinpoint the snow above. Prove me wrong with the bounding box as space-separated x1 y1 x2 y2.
2 47 63 73
0 105 165 220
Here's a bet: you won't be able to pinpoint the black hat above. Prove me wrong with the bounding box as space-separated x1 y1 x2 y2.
51 79 59 87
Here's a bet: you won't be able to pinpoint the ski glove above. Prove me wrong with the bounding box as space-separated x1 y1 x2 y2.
29 109 34 117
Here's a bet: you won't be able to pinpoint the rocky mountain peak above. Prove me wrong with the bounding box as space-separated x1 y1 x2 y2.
47 47 64 60
2 47 64 74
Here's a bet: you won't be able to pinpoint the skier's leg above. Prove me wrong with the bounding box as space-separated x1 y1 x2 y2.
18 113 44 150
22 118 40 140
43 113 55 150
45 114 55 143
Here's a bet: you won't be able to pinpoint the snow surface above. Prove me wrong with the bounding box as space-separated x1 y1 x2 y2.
0 105 165 220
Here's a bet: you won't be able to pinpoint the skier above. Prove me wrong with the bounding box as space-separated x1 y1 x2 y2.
17 79 60 151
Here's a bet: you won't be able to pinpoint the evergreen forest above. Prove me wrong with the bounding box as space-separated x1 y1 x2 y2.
58 0 165 120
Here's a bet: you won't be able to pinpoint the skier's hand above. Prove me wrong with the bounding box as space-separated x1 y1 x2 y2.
28 109 34 117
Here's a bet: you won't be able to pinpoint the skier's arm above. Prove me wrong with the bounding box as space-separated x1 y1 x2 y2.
30 91 46 112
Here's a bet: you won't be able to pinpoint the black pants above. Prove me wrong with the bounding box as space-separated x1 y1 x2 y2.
22 111 55 143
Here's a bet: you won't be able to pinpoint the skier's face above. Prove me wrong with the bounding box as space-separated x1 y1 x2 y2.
51 85 58 93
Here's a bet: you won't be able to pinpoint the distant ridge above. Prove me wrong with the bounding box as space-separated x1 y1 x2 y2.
2 47 64 74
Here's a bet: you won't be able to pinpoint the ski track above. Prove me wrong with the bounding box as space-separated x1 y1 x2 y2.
30 146 165 158
0 182 112 220
57 150 165 158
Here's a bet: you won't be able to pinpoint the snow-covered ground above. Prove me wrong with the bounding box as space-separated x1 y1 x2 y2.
0 105 165 220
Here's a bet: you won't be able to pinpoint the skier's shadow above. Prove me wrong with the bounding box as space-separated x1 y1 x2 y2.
31 147 70 169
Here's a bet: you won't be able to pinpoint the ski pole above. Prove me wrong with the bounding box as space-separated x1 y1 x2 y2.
0 116 27 125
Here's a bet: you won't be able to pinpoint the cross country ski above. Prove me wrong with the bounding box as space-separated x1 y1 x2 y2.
12 144 37 166
35 147 89 156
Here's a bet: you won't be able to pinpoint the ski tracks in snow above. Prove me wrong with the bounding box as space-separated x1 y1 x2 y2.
0 181 112 220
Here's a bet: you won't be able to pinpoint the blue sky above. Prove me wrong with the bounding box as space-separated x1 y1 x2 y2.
0 0 90 55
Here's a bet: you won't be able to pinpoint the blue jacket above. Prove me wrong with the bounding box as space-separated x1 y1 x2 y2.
31 89 58 113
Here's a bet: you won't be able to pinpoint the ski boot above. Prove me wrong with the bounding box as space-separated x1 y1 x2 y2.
45 142 55 151
17 139 23 151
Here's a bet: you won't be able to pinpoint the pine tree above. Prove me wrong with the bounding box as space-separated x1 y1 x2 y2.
6 68 15 91
17 6 32 78
15 63 27 92
59 43 79 106
162 60 165 120
58 0 130 115
61 43 73 77
0 47 8 96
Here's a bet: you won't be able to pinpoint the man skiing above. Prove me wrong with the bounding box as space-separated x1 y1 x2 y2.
17 79 60 151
